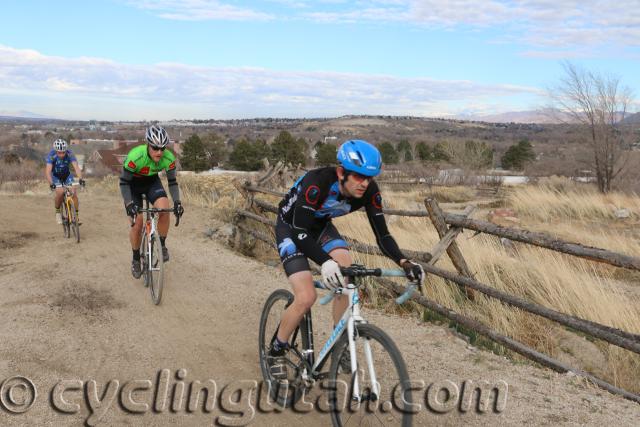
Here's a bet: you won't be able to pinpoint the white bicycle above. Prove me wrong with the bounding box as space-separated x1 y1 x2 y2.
258 265 418 426
135 195 180 305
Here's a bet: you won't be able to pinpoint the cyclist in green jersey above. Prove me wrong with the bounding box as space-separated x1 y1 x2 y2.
119 125 184 278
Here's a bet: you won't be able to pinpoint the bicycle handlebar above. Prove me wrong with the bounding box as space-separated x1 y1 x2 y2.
135 208 181 226
317 265 417 305
338 266 407 277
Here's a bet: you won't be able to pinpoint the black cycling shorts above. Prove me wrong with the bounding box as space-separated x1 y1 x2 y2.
131 175 168 208
275 217 349 276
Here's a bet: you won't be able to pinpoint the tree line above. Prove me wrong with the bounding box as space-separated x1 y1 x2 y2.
179 130 536 173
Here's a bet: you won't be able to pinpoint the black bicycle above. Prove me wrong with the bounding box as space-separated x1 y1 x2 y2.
258 265 418 426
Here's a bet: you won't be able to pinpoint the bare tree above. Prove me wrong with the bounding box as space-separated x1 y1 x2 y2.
548 62 634 193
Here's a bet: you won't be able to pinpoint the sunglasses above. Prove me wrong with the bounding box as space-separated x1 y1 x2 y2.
149 145 166 152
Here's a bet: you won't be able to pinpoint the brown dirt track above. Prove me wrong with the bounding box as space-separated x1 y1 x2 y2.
0 191 638 426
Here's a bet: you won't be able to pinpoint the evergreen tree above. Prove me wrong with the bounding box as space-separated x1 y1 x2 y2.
180 134 208 171
228 138 270 171
501 139 535 170
416 142 431 161
378 142 399 164
397 139 412 162
315 143 337 166
270 130 306 165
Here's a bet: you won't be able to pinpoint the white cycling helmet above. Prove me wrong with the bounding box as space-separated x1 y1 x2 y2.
53 138 67 151
145 125 170 148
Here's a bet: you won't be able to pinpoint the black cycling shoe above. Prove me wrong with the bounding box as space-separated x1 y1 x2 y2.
162 246 169 263
267 344 289 381
131 259 142 279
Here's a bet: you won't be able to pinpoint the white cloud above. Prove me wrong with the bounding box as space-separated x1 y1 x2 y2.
205 1 640 53
122 1 640 52
0 44 541 120
125 0 274 21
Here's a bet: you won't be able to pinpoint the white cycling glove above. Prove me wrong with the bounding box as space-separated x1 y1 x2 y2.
321 260 345 290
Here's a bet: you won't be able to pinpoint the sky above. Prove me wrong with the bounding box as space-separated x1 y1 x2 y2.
0 0 638 120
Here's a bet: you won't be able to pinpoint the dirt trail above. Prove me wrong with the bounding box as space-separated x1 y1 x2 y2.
0 191 638 426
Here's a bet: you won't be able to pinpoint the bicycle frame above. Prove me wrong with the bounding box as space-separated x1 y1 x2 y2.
139 197 161 278
299 269 413 403
55 182 79 208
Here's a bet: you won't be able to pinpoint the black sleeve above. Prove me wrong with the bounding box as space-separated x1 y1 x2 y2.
119 168 134 205
166 168 180 202
290 174 332 266
364 181 405 264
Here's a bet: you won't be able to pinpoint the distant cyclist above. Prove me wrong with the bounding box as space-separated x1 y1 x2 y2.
269 139 424 372
45 138 85 224
119 125 184 279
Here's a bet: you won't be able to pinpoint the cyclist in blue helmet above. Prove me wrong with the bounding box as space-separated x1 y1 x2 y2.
268 139 424 377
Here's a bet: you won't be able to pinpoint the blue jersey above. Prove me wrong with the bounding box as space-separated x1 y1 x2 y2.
46 149 77 178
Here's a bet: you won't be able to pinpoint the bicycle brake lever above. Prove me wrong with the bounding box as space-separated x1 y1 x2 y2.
395 283 417 305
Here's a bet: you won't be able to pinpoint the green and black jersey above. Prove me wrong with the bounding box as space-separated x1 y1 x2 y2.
119 144 180 206
123 144 177 177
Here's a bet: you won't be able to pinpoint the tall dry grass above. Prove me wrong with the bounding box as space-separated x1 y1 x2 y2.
334 181 640 394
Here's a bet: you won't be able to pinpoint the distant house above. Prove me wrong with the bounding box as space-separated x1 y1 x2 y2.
88 142 139 173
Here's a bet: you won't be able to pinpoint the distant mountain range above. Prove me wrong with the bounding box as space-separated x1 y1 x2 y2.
458 110 640 125
623 112 640 124
455 110 575 124
0 110 48 119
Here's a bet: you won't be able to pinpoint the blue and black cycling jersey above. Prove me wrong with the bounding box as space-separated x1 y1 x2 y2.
277 167 405 267
46 149 77 178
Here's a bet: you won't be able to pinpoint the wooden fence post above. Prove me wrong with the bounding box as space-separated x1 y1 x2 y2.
425 198 475 300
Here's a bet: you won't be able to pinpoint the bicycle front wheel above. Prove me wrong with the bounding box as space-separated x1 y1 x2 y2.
67 199 80 243
148 231 164 305
61 201 70 238
328 323 413 427
258 289 308 408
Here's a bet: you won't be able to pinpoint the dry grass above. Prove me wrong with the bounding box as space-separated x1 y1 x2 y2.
510 176 640 222
380 185 475 209
0 160 43 193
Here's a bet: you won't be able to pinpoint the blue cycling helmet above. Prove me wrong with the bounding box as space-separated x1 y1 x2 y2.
337 140 382 177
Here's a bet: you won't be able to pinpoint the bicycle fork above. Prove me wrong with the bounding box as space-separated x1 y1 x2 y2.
345 287 380 403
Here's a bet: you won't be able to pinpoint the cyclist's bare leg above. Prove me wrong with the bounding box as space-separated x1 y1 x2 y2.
54 188 64 209
328 248 352 325
154 197 170 237
276 248 352 343
129 214 143 250
276 271 316 343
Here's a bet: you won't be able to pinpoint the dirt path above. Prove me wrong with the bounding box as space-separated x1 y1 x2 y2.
0 191 638 426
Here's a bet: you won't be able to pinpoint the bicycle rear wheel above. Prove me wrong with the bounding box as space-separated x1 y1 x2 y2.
258 289 309 408
67 199 80 243
328 323 413 427
148 231 164 305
